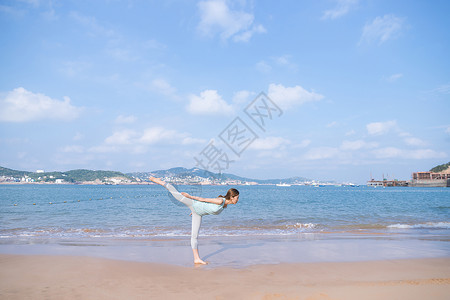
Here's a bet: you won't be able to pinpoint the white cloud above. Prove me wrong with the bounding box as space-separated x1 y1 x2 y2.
366 120 397 135
321 0 358 20
73 132 84 141
42 6 58 21
0 0 50 17
150 78 178 98
232 90 253 104
372 147 446 159
303 147 340 160
446 126 450 134
105 129 137 145
403 137 426 147
233 24 266 42
360 14 405 45
181 137 207 145
106 47 137 62
60 60 91 77
326 121 338 128
255 60 272 73
70 11 115 38
197 0 265 42
274 55 290 66
385 73 403 82
256 55 297 74
139 127 178 144
0 87 82 122
70 11 137 64
249 136 290 151
294 139 311 148
407 149 447 159
273 55 297 71
60 145 85 153
18 0 40 7
89 145 118 153
371 147 403 158
432 83 450 95
115 115 137 124
340 140 378 151
93 126 204 155
268 83 324 110
345 129 356 136
397 131 411 138
0 5 22 16
144 39 167 50
187 90 233 115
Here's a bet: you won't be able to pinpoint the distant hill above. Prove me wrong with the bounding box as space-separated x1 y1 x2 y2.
430 162 450 173
63 169 131 182
0 166 132 183
0 166 31 177
127 167 310 184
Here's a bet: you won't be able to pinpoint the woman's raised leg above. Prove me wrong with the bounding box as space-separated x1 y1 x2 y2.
150 177 192 207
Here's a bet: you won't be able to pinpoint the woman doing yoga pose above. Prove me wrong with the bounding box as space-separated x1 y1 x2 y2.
149 177 239 265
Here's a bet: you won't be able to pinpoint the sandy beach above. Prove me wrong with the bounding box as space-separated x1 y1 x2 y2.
0 255 448 300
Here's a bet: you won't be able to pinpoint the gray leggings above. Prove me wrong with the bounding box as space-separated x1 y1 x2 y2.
164 183 202 249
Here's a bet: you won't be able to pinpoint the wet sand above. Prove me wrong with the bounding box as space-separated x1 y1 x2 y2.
0 255 449 299
1 234 449 267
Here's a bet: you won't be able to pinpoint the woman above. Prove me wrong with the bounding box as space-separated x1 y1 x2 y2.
149 177 239 265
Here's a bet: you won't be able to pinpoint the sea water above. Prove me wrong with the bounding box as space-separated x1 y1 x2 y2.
1 184 449 239
0 184 449 265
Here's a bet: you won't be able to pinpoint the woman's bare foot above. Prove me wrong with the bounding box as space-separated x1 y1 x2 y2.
194 259 208 265
192 249 207 265
149 177 165 185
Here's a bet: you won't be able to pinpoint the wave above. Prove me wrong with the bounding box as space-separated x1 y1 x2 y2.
388 222 450 229
0 222 320 239
2 221 450 240
220 222 317 231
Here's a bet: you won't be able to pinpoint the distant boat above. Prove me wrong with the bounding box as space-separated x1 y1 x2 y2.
276 183 291 187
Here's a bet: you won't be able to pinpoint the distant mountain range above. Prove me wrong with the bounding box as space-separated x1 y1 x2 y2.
128 167 311 184
0 166 310 184
0 166 130 183
2 162 448 185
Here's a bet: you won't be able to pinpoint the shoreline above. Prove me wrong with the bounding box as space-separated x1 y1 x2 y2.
1 234 449 268
1 254 449 299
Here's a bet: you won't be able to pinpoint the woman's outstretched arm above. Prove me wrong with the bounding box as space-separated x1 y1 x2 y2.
181 193 224 205
150 177 223 205
149 177 166 186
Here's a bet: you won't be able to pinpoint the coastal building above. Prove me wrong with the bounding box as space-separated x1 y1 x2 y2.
20 176 34 183
367 180 384 187
367 165 450 188
410 171 450 187
367 179 408 187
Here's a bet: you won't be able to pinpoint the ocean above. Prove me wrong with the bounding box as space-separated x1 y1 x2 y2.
1 184 449 266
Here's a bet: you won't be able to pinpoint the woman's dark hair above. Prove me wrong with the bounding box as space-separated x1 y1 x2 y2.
219 188 239 200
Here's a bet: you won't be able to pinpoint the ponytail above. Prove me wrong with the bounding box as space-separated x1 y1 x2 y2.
219 188 239 200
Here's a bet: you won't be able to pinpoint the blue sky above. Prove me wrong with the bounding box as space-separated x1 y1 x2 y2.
0 0 449 183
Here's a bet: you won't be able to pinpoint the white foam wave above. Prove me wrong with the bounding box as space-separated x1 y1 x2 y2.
388 222 450 229
286 223 316 229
